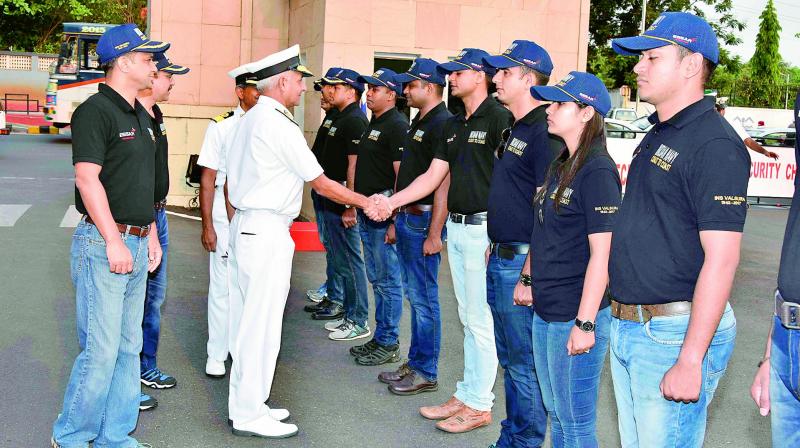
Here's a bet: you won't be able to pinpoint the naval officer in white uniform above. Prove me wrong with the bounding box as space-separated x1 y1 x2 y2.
225 45 383 438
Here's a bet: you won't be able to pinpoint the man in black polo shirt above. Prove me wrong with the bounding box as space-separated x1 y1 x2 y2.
374 48 513 434
608 12 750 446
750 89 800 445
481 39 559 448
51 24 168 448
316 68 372 342
136 52 190 408
378 58 451 396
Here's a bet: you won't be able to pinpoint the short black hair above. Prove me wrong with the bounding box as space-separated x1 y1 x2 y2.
676 45 716 86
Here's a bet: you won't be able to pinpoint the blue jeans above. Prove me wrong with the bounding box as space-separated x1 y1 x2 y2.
395 211 442 379
487 251 546 448
323 205 369 327
771 311 800 448
533 308 611 448
141 207 168 373
358 210 403 346
311 191 342 300
53 221 149 448
446 220 497 411
610 303 736 448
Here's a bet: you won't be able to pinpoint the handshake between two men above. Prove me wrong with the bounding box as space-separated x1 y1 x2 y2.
364 194 395 222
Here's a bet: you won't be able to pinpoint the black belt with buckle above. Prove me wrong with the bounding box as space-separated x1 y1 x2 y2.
449 212 487 225
776 289 800 330
489 242 529 260
154 199 167 210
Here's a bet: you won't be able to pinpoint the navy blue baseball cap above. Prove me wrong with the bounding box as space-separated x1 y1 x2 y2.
483 40 553 76
314 67 343 91
437 48 492 74
530 71 611 116
154 52 189 75
326 68 364 93
395 58 446 86
611 11 719 64
358 68 402 96
97 24 170 65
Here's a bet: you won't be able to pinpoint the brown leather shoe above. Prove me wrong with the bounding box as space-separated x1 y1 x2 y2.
419 396 464 420
435 405 492 433
388 371 438 395
378 362 412 384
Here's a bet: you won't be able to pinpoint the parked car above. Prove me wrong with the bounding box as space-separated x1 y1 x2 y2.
606 107 638 122
605 120 642 139
753 128 796 148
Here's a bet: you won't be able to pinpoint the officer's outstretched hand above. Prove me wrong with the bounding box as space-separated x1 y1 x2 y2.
365 194 393 222
107 238 133 274
202 225 217 252
147 231 163 273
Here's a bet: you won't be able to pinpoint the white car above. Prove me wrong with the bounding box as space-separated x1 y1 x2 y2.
606 108 638 122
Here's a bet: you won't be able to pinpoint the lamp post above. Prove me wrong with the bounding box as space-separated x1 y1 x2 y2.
634 0 648 114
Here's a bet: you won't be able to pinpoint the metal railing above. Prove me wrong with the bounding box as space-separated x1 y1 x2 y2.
1 93 39 114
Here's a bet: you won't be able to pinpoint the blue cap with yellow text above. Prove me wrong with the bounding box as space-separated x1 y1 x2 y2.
611 11 719 64
358 68 402 96
530 71 611 116
483 40 553 76
154 52 189 75
394 58 446 86
437 48 493 75
97 24 170 65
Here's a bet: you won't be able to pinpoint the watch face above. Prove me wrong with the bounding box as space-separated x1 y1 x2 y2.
581 321 595 332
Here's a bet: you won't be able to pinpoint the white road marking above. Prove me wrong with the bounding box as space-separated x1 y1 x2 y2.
0 204 32 226
59 205 83 227
166 210 201 221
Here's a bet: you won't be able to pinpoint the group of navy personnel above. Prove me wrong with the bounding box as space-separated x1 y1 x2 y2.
50 9 799 448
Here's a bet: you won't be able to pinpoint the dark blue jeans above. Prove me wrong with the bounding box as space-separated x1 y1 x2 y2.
141 207 168 373
358 210 403 346
395 211 442 380
487 251 546 448
771 308 800 447
323 205 369 327
312 191 343 304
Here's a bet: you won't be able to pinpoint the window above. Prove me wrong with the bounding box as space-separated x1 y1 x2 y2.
374 53 416 120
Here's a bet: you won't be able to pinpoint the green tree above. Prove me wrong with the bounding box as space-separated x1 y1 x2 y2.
0 0 147 53
750 0 782 83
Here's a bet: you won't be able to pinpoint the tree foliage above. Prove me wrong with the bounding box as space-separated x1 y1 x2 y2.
750 0 782 84
0 0 147 53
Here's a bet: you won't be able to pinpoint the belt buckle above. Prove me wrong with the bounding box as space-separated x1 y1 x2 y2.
781 301 800 329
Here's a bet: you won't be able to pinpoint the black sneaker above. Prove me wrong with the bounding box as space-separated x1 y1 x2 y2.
356 343 400 366
304 297 331 313
311 302 344 320
349 339 379 357
141 367 177 389
139 393 158 411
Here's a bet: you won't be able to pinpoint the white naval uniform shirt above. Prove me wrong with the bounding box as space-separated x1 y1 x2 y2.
226 96 324 218
197 105 245 187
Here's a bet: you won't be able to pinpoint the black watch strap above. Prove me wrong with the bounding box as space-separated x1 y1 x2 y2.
575 318 595 333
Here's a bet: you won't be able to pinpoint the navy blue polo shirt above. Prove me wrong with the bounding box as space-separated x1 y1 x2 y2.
396 102 452 205
609 97 751 305
488 105 561 243
531 145 620 322
152 104 169 203
311 108 339 163
321 101 368 182
777 91 800 299
354 107 408 196
433 97 513 214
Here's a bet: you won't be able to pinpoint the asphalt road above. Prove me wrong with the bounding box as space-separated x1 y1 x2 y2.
0 134 785 447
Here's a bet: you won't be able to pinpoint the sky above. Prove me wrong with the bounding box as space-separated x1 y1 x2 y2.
701 0 800 67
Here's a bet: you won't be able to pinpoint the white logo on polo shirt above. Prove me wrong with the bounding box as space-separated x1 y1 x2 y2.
367 129 381 141
119 127 136 141
506 137 528 156
467 130 487 144
651 144 680 172
550 186 574 205
328 126 337 136
413 129 425 142
322 119 333 129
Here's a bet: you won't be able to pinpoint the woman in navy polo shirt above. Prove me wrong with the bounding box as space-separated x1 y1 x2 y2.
527 72 621 447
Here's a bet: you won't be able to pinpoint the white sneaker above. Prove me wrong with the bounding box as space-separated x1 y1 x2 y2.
324 318 346 331
232 414 298 439
205 358 226 378
329 320 371 341
306 289 326 303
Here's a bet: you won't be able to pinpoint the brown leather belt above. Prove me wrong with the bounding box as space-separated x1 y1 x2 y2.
610 299 692 323
85 215 150 238
399 204 433 216
154 199 167 210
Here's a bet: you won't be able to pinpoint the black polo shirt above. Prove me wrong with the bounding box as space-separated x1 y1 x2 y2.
488 105 562 243
531 145 620 322
152 104 169 203
321 101 368 182
609 97 750 305
72 83 156 227
397 102 452 205
777 91 800 299
354 107 408 196
433 96 513 214
311 108 339 163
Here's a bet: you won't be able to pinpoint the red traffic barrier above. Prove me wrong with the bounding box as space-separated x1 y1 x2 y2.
290 221 325 252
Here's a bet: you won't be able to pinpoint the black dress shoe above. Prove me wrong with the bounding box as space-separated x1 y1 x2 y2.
378 362 412 384
388 371 438 395
304 297 331 313
311 302 344 320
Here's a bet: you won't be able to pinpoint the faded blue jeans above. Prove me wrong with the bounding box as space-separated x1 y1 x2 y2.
141 207 167 373
771 308 800 448
358 210 403 346
311 190 342 301
610 303 736 448
53 220 149 448
323 205 369 327
533 308 611 448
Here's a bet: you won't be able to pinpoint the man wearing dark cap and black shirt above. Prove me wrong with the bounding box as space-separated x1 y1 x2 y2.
378 58 451 396
481 39 559 448
51 23 168 448
751 89 800 447
608 12 750 446
317 68 372 342
371 48 513 434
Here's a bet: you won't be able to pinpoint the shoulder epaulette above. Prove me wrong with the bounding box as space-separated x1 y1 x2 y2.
211 111 235 123
274 108 299 127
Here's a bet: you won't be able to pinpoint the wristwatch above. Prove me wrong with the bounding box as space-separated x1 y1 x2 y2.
519 273 532 287
575 318 595 333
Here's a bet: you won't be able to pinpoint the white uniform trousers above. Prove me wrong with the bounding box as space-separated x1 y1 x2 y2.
227 209 295 424
206 186 230 362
